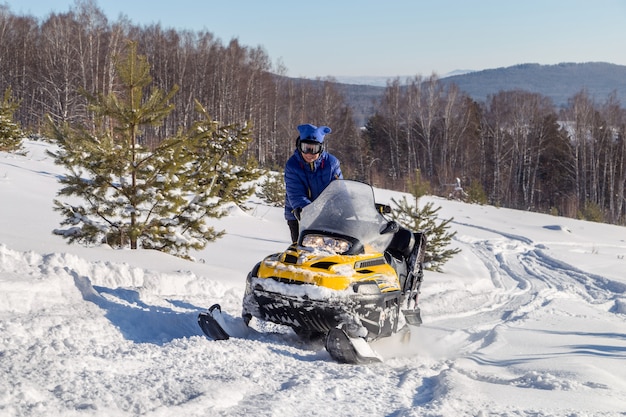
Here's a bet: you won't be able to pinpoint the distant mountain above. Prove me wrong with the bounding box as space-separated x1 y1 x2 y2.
332 70 475 87
330 62 626 125
439 62 626 107
332 76 403 87
442 69 475 77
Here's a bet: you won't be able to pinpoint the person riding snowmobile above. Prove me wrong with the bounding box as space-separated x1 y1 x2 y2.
284 123 343 243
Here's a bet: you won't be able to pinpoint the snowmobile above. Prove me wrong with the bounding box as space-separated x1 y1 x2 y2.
198 179 426 364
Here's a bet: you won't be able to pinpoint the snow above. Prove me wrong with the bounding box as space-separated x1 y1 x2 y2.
2 140 626 416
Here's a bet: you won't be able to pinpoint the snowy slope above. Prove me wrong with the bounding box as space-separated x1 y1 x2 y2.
1 140 626 416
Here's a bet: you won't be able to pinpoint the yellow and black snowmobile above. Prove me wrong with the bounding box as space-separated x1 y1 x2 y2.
199 180 426 364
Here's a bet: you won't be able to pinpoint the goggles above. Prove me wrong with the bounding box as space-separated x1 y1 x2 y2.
299 141 322 155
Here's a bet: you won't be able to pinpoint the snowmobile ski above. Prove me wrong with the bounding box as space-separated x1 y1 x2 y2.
197 304 230 340
325 327 382 364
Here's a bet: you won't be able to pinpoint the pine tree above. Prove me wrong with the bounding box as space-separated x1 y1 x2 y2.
256 170 285 207
391 196 461 272
466 180 488 205
47 41 259 259
406 169 431 199
0 87 24 154
185 100 261 211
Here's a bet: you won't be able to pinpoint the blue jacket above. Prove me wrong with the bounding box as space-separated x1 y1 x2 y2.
284 149 343 221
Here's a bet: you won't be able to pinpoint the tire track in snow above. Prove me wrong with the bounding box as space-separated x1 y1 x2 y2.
459 221 626 301
415 221 626 403
430 221 626 333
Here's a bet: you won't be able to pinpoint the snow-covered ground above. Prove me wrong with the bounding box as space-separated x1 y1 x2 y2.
2 140 626 416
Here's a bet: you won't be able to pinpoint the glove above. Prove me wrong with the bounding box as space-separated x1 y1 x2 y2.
293 207 302 221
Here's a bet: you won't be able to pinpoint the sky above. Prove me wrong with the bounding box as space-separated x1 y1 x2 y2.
5 0 626 79
2 139 626 415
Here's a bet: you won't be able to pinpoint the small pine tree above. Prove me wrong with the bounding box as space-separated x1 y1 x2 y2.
189 101 261 211
391 196 461 272
256 171 286 207
47 41 258 259
407 169 431 199
577 200 604 223
0 87 24 154
466 179 488 205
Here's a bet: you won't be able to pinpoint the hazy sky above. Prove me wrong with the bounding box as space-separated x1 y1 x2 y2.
6 0 626 78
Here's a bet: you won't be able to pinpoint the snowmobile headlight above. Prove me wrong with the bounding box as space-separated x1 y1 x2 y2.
353 282 381 295
301 234 352 254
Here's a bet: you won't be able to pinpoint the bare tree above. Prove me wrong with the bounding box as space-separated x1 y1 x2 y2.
597 93 626 223
375 78 405 182
414 74 443 180
0 8 39 127
438 83 474 188
36 11 87 123
562 91 594 212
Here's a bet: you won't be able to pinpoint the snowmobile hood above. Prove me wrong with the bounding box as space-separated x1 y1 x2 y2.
256 248 400 292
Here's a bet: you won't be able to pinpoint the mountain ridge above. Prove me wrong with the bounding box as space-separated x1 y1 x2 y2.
440 61 626 106
328 62 626 125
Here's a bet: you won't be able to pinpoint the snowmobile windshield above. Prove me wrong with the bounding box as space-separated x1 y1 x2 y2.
299 180 394 254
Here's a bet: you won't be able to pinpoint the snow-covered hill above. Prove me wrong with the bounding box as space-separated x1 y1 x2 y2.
333 70 475 86
2 140 626 416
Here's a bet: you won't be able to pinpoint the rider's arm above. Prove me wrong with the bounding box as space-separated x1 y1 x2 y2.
285 160 312 212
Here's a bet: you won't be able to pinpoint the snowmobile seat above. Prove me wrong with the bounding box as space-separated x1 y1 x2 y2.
385 227 415 260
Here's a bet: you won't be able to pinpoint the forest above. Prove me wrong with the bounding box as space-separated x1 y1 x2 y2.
1 0 625 225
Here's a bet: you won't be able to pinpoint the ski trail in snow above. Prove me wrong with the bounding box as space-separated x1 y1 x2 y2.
456 220 625 304
422 221 626 358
